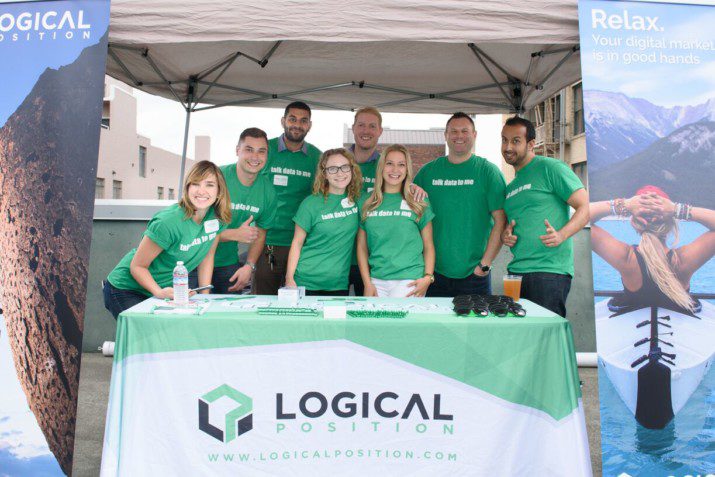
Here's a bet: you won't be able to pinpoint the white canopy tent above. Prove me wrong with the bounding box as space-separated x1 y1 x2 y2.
106 0 581 188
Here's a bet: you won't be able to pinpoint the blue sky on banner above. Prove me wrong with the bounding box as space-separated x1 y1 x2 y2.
0 0 110 126
579 0 715 107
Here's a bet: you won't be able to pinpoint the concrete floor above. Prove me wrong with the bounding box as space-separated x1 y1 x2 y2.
72 353 602 476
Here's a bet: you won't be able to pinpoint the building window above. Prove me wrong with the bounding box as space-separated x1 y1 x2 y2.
101 117 110 129
553 95 561 143
168 188 175 200
157 186 164 199
138 146 147 178
112 180 122 199
572 162 588 190
95 178 105 199
573 83 585 136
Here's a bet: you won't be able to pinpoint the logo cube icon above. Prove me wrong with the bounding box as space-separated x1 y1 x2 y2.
198 384 253 442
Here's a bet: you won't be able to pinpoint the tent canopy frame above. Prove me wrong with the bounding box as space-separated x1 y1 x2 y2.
106 41 579 196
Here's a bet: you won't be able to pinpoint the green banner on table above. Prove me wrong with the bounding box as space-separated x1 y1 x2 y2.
101 297 592 476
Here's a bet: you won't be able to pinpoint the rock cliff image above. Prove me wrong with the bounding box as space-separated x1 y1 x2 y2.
0 33 107 475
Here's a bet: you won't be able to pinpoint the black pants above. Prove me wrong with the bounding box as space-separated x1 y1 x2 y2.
427 272 491 297
510 271 572 317
103 280 147 319
189 263 246 294
348 265 364 296
254 245 290 295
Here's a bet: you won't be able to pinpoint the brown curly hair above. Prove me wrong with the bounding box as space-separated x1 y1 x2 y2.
312 148 362 203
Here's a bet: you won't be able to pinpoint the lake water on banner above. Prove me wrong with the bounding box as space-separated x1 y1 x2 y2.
594 220 715 475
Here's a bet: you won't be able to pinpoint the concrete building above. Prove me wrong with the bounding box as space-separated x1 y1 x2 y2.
342 126 445 173
501 81 587 187
96 78 208 200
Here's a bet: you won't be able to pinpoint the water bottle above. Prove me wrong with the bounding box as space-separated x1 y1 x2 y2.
173 261 189 306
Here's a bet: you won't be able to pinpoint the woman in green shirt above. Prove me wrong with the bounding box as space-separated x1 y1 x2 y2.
285 148 362 295
103 161 231 318
357 144 435 297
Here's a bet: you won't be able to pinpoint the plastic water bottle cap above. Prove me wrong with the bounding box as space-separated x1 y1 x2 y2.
177 261 184 266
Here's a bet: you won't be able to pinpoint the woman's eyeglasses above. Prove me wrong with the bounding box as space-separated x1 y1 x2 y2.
324 165 351 175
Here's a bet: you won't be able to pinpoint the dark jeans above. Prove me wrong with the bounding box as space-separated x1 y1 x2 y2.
427 272 491 297
188 263 246 294
305 289 349 297
348 265 364 296
103 280 147 320
510 271 572 317
254 245 290 295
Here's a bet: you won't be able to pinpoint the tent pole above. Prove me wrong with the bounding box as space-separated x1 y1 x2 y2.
178 80 195 200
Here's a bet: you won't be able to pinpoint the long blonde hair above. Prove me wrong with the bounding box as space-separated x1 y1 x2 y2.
312 148 362 203
361 144 426 221
632 216 694 311
178 160 232 224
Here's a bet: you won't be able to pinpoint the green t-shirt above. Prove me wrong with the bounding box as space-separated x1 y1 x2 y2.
358 193 434 280
349 158 378 266
264 136 322 246
504 156 584 276
214 164 278 267
358 159 378 193
293 193 359 291
413 155 506 279
107 204 227 296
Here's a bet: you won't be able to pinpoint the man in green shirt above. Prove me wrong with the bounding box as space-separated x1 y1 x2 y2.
501 116 589 317
190 127 277 294
347 106 383 295
414 112 507 297
254 101 322 295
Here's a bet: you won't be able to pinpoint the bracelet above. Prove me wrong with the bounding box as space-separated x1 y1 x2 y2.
613 198 629 217
609 199 617 217
675 203 692 221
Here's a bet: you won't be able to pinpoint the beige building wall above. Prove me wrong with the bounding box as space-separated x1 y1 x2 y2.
500 81 588 187
96 77 208 200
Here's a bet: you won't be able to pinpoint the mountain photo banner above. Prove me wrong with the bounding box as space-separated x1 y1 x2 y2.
0 1 110 475
578 1 715 476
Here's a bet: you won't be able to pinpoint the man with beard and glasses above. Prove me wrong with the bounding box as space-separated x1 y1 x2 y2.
254 101 322 295
501 116 588 317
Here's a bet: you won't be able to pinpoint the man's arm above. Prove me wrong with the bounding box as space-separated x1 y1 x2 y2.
540 189 589 247
475 209 506 275
227 228 266 292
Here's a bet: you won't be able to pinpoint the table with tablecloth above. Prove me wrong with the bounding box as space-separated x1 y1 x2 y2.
100 296 592 476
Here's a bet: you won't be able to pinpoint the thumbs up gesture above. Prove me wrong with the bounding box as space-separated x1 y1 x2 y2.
501 219 517 247
539 219 564 248
235 215 259 243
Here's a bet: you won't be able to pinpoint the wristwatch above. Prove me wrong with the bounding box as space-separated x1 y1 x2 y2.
425 273 435 284
245 260 256 272
478 262 491 273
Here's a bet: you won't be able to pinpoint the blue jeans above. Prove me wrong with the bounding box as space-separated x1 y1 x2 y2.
510 271 572 317
188 263 245 294
427 272 491 297
103 280 147 319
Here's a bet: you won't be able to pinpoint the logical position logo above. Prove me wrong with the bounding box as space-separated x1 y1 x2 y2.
198 384 253 442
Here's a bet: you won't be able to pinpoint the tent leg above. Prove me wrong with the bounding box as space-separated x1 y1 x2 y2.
178 107 192 200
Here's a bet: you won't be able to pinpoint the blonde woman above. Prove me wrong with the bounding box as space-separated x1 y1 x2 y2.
285 148 362 296
103 161 231 318
590 185 715 312
357 144 436 297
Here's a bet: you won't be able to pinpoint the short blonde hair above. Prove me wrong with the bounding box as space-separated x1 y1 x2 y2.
178 160 232 224
312 148 362 203
353 107 383 127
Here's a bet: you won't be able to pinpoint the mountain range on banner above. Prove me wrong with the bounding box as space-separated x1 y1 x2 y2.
586 90 715 208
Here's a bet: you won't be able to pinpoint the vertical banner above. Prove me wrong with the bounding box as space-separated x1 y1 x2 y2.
579 1 715 476
0 1 110 474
